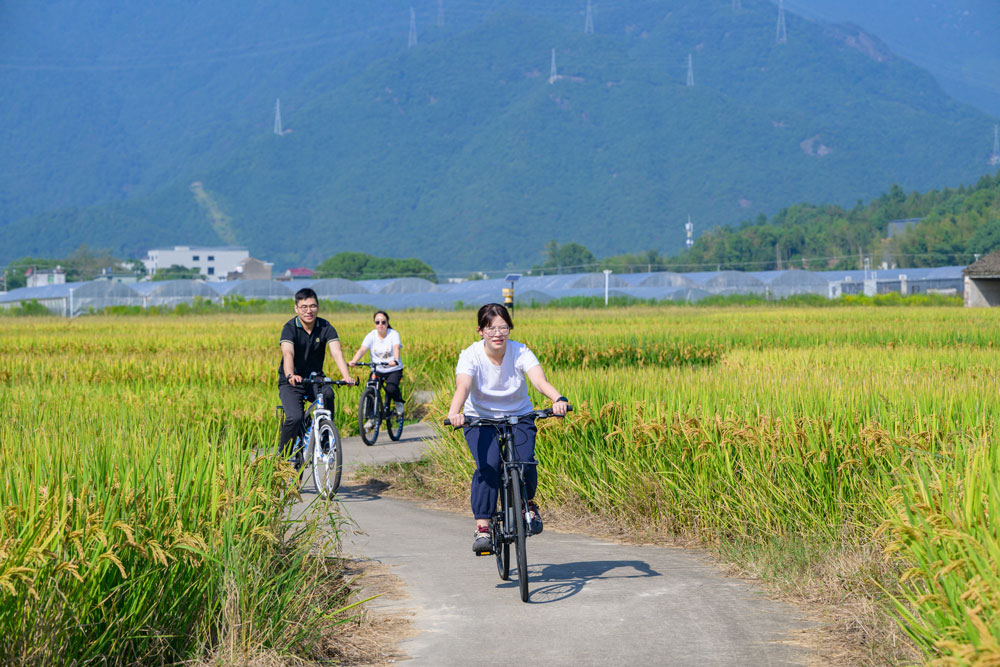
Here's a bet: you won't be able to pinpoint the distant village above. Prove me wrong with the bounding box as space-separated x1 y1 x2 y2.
6 241 1000 317
21 245 309 288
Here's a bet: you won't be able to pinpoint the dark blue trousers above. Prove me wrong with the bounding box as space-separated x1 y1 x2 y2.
464 416 538 520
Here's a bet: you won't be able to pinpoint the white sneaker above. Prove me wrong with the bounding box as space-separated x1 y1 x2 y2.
395 402 405 417
364 419 375 431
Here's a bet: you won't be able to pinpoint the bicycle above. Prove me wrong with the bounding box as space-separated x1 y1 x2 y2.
275 374 353 498
444 406 571 602
351 361 404 446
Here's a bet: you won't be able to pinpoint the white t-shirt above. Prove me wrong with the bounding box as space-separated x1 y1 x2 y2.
361 328 403 371
455 339 540 418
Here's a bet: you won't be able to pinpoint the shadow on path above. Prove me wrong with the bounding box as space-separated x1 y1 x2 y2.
500 559 661 603
335 480 391 504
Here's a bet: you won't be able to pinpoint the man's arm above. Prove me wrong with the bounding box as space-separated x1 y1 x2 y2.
327 340 356 383
281 341 301 386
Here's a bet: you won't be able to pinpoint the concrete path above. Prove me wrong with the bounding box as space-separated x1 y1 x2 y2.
296 422 815 666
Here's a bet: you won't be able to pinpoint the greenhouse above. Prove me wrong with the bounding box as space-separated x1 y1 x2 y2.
132 280 220 308
0 265 968 316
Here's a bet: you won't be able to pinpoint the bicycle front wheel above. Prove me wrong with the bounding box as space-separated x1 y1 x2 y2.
358 388 380 446
312 418 342 498
385 396 404 441
510 467 529 602
493 512 510 580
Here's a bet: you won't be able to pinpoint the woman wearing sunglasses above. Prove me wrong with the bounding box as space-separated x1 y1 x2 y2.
446 303 569 554
349 310 405 417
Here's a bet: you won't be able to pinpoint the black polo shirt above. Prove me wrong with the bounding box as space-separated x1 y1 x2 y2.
277 316 340 383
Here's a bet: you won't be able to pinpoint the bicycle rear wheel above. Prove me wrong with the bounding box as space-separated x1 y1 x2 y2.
385 396 404 441
358 388 380 446
509 467 529 602
312 418 342 497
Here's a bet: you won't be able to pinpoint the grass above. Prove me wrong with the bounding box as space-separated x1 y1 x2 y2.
3 305 1000 664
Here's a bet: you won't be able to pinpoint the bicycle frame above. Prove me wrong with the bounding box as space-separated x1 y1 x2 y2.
492 417 537 547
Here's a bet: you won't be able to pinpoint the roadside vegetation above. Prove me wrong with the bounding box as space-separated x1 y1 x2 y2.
370 306 1000 664
3 306 999 664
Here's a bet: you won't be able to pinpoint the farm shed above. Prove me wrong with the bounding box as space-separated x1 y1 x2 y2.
963 251 1000 307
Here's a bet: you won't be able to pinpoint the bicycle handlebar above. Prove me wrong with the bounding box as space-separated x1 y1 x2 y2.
444 406 573 427
300 374 357 387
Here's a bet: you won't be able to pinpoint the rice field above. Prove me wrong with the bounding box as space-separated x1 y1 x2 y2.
2 306 1000 664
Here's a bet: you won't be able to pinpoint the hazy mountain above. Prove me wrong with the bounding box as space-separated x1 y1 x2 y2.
1 0 997 272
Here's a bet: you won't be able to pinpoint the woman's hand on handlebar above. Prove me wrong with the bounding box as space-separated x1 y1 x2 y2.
288 373 302 386
446 412 465 427
552 399 569 416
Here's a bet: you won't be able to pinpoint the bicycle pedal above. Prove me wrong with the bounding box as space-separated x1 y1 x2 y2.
475 549 493 557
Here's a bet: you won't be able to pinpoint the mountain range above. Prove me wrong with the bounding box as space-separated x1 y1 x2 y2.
1 0 998 273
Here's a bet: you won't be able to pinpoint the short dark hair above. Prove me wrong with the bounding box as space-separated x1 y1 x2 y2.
374 310 391 329
294 288 318 304
477 303 513 331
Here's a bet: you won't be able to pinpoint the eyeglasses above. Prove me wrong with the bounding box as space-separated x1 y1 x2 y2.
297 304 319 311
483 325 510 335
374 320 387 324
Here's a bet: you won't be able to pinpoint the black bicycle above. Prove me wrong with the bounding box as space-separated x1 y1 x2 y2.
351 361 404 446
444 406 571 602
275 374 353 497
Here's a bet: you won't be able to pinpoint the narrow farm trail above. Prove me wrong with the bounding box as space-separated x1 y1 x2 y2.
296 423 815 666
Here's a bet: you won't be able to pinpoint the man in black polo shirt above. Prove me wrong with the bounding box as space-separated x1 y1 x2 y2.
278 287 356 453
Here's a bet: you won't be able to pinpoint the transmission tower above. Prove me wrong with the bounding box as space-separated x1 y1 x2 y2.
990 124 1000 167
686 53 694 87
685 216 694 248
408 7 417 48
273 98 283 136
584 0 594 35
437 0 444 28
775 0 787 44
549 48 558 84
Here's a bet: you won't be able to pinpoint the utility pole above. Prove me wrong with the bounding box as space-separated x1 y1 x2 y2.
273 98 283 135
408 7 417 48
686 53 694 87
549 48 558 84
685 216 694 248
584 0 594 35
437 0 444 28
603 269 612 306
776 0 787 44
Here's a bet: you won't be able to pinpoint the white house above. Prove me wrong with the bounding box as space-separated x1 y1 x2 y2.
26 266 67 288
142 246 249 282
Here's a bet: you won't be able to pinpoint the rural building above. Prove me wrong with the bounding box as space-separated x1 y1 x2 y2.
279 267 315 280
25 266 66 288
963 250 1000 307
142 245 249 282
226 257 273 281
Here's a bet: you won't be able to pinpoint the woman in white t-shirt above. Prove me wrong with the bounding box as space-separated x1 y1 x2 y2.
349 310 405 415
447 303 569 554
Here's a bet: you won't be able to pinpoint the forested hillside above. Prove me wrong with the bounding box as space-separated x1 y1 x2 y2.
2 0 997 272
662 172 1000 271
